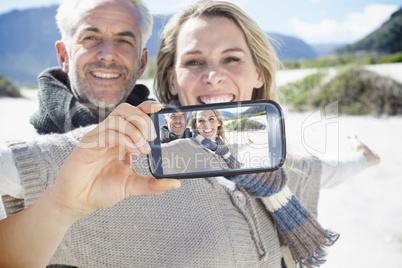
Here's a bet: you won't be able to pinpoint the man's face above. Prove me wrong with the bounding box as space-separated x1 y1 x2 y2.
56 0 148 113
164 112 189 137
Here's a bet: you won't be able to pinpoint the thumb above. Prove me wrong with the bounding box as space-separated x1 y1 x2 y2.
126 173 181 196
149 178 182 194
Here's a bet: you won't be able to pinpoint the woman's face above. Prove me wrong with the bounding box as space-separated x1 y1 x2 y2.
168 16 264 105
195 110 221 140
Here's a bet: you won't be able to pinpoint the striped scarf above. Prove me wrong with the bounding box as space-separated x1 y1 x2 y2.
193 132 339 268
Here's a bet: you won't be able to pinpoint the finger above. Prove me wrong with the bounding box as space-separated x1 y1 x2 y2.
83 113 150 154
103 129 150 157
81 126 142 158
110 102 160 141
111 115 151 155
137 100 163 114
126 173 181 196
148 178 181 194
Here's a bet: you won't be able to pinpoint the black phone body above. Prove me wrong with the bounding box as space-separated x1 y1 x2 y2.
148 100 286 179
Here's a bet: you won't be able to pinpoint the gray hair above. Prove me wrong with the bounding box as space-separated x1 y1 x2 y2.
56 0 152 52
165 111 189 119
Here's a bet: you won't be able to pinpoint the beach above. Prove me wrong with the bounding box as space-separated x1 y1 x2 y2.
1 64 401 267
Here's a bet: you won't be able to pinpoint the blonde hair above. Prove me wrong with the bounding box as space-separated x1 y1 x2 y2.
56 0 152 53
154 0 281 104
190 109 227 142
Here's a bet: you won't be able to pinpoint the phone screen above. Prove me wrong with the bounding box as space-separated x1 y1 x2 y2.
148 100 286 179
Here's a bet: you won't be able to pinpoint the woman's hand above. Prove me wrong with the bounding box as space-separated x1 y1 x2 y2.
48 101 181 220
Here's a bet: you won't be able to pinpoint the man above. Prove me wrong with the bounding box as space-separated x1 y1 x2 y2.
0 0 156 266
30 0 153 134
160 112 192 143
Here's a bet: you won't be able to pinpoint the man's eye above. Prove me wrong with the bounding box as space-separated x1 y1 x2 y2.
81 36 101 47
118 39 133 45
84 36 98 41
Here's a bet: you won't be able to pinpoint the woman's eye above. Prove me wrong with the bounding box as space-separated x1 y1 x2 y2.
224 57 240 63
185 60 202 66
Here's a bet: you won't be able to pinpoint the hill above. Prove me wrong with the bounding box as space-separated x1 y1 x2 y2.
311 43 346 57
241 105 267 116
337 8 402 54
270 33 317 60
280 66 402 115
0 6 60 86
0 6 318 86
0 74 21 97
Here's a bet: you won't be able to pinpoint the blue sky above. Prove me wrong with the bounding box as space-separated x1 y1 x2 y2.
1 0 400 44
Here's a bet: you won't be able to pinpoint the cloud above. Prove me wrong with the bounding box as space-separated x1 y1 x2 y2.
288 4 399 44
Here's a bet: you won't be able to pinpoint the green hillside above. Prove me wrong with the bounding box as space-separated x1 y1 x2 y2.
0 74 21 97
338 8 402 54
280 66 402 115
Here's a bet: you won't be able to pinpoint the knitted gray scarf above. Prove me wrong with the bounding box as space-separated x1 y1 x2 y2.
30 67 151 134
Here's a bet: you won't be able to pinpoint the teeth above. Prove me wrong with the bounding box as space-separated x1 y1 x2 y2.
204 129 212 133
200 95 234 104
92 72 120 79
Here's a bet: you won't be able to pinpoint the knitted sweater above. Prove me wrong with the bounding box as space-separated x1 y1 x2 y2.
3 126 321 268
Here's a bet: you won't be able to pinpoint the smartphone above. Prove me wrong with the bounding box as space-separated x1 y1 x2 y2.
148 100 286 179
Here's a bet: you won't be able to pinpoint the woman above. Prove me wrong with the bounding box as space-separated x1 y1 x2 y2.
163 1 339 266
153 0 350 266
155 1 278 106
191 109 226 142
